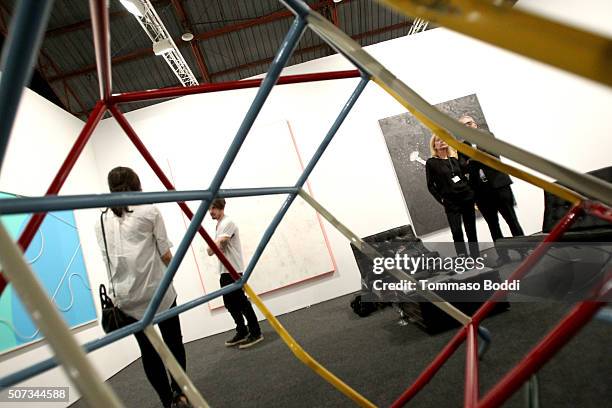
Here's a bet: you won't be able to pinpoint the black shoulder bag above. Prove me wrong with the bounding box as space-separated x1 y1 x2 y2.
99 211 130 333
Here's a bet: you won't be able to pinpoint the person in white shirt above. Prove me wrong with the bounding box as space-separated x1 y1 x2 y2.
207 198 263 349
95 166 190 408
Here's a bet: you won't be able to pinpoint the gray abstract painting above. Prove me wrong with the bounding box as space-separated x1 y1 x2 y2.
378 94 490 236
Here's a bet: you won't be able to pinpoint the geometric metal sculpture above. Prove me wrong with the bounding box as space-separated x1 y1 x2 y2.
0 1 610 407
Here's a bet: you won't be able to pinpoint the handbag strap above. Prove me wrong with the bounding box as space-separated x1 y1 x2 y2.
100 210 116 297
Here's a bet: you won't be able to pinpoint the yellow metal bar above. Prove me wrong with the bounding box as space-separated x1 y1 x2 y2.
378 0 612 88
0 223 124 408
243 284 377 408
304 11 611 205
373 77 583 205
297 189 473 326
143 327 210 408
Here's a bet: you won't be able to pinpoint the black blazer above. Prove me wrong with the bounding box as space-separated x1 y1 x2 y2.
468 160 512 190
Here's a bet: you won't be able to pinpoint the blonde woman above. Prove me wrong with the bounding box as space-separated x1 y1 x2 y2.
425 135 479 257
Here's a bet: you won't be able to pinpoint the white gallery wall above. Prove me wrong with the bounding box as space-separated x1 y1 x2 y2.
89 0 612 351
0 88 139 407
0 0 610 406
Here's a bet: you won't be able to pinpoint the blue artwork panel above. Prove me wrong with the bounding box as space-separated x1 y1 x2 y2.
0 192 96 353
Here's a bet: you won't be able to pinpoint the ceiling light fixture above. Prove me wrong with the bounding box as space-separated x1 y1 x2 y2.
122 0 198 86
152 38 173 55
181 32 194 42
119 0 145 17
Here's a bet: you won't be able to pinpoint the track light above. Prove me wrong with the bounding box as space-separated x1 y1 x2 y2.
119 0 145 17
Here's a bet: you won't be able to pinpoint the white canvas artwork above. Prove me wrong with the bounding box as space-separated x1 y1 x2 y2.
165 120 336 309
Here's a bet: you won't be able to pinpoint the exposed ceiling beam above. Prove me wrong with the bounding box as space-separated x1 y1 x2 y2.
211 20 412 79
327 0 340 28
48 0 353 82
45 0 170 38
0 2 85 116
170 0 211 82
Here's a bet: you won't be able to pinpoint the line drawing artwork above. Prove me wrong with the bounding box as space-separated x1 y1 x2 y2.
0 192 96 352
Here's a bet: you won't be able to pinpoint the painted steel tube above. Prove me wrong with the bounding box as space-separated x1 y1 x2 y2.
110 70 360 104
391 327 468 407
379 0 612 87
242 77 368 283
0 187 298 215
109 105 243 282
0 0 53 170
0 224 123 407
0 101 106 296
0 280 244 389
89 0 112 100
244 285 376 407
392 204 586 407
477 326 491 360
477 297 609 408
206 17 307 199
583 200 612 223
298 189 471 325
286 0 612 205
465 324 479 408
595 307 612 324
472 204 583 325
144 327 210 408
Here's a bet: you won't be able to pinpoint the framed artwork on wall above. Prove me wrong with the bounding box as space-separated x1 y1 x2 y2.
378 94 491 236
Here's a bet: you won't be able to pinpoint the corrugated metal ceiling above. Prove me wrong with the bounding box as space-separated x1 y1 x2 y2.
0 0 430 120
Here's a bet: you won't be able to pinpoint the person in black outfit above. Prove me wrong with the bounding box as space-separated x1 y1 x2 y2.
459 115 525 262
426 135 479 257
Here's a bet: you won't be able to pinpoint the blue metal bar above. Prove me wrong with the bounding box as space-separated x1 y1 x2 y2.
206 17 307 197
1 16 315 388
241 77 369 283
0 187 299 215
0 281 244 389
281 0 312 19
281 0 372 75
595 307 612 324
0 0 54 172
139 16 307 325
477 325 492 359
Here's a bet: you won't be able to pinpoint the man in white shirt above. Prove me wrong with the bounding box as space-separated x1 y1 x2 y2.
207 198 263 349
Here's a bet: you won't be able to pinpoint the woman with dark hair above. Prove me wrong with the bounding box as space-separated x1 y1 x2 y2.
95 166 190 408
425 136 479 257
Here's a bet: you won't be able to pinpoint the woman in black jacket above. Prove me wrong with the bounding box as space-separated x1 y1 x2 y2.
425 135 479 257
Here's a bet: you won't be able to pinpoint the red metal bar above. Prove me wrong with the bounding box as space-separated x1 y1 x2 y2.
391 204 585 407
472 203 584 324
89 0 112 100
465 324 479 408
45 0 170 38
210 21 411 80
49 0 347 82
390 327 468 407
477 293 610 408
583 200 612 223
108 105 241 281
109 70 361 104
0 101 106 295
328 0 340 28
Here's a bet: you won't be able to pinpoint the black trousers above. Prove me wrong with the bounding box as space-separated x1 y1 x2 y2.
477 186 524 240
220 272 261 337
477 186 525 261
125 302 186 408
445 200 479 257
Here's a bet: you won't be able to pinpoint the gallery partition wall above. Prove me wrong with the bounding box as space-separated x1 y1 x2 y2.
0 1 610 407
